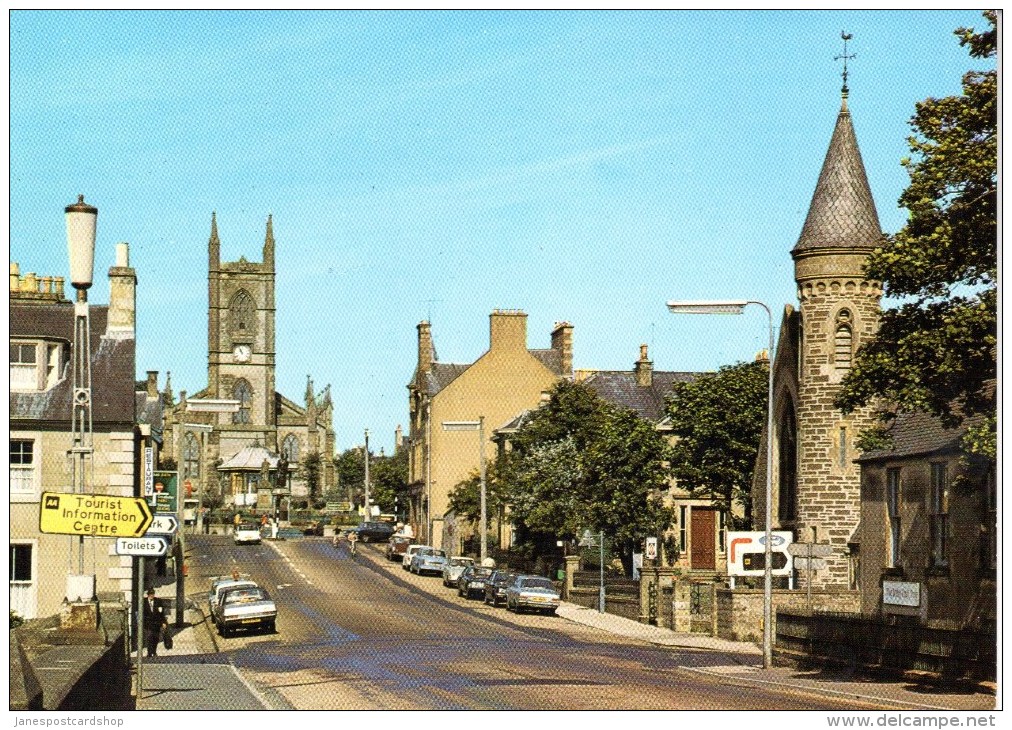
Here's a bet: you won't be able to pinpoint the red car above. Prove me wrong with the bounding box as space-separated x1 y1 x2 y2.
385 535 413 561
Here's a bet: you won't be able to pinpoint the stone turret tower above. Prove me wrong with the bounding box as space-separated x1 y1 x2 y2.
789 82 883 588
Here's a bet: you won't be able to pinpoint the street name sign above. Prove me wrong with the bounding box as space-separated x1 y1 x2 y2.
40 492 153 537
116 536 169 557
148 514 179 534
792 557 828 572
787 542 834 557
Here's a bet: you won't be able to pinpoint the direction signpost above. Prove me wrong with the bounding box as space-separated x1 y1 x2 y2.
39 492 153 537
115 536 169 557
148 514 179 535
787 542 834 610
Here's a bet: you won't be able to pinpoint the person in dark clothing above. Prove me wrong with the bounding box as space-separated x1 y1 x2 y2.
142 588 167 657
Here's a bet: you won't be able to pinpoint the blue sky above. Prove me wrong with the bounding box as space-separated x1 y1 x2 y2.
9 10 991 454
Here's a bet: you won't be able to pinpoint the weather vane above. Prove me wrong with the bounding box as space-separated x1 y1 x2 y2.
835 31 855 95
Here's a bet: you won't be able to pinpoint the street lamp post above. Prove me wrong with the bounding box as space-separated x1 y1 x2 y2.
667 299 775 669
363 430 371 520
442 418 486 562
65 195 98 603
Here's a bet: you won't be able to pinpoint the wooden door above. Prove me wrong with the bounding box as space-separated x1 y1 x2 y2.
690 508 716 571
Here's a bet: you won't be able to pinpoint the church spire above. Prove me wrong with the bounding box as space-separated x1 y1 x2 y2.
209 211 220 269
792 35 881 256
305 374 314 407
263 214 275 269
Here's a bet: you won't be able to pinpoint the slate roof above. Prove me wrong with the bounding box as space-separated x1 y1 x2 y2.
10 301 136 428
135 391 164 435
218 444 279 471
581 371 699 423
793 100 883 254
857 410 988 463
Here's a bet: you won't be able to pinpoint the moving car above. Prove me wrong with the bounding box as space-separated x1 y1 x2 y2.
483 570 516 607
356 521 396 543
386 535 413 562
402 544 426 570
207 576 257 623
442 556 475 587
410 547 448 576
457 565 494 599
505 575 561 615
234 522 262 545
215 585 278 636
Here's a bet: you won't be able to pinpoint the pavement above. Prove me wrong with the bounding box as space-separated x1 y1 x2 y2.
136 542 998 712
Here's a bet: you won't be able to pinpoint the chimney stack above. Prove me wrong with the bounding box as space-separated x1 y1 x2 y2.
489 310 527 353
107 242 136 338
551 321 574 378
417 321 433 374
634 343 653 387
146 371 159 399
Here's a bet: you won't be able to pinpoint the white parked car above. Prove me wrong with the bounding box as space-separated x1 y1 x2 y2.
207 576 257 623
442 556 475 587
234 522 262 545
410 547 448 576
402 544 426 570
216 585 277 636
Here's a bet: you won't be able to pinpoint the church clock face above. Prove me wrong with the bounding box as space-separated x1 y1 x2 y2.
233 344 252 362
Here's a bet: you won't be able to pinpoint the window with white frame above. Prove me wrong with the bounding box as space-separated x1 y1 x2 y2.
679 506 688 554
930 462 949 567
886 468 901 568
9 543 35 620
10 439 36 495
10 341 62 391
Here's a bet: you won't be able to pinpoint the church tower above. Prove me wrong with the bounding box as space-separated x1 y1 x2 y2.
207 213 279 451
789 70 883 588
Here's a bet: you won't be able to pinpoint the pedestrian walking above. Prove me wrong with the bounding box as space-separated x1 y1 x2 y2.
348 529 359 555
271 516 279 540
142 588 167 658
233 512 241 533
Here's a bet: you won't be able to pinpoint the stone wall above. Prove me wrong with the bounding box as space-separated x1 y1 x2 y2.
716 587 861 643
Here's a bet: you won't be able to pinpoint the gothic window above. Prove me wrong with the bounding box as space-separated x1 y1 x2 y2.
777 405 797 522
282 434 300 463
183 432 200 480
834 309 853 370
230 290 256 337
232 379 253 424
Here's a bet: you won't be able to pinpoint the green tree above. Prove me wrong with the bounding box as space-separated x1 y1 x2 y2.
836 11 997 458
665 360 769 529
334 447 366 504
301 450 323 502
370 448 410 514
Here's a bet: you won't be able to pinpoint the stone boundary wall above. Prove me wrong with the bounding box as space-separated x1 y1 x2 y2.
716 587 861 643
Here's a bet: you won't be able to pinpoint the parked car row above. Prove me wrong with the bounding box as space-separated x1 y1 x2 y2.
207 573 278 637
455 565 561 615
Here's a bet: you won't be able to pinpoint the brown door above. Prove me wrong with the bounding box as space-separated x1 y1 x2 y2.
690 508 716 570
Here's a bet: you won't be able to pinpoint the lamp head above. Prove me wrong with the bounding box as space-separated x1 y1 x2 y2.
65 195 98 291
666 299 747 315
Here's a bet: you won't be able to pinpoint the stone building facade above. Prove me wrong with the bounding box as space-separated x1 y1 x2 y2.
406 312 572 550
10 247 142 619
161 214 335 509
755 87 883 590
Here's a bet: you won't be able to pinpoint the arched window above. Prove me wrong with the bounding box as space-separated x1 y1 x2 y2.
778 405 797 522
834 309 853 370
232 379 253 424
230 290 256 337
183 432 200 480
282 434 300 463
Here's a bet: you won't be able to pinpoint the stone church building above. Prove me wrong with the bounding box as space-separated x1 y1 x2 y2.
754 83 883 593
161 214 335 510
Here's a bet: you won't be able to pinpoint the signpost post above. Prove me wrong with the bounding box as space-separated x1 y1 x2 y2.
787 542 833 611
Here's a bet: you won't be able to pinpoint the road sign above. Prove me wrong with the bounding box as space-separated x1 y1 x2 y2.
40 492 153 537
644 536 658 560
148 514 179 534
727 531 794 577
787 542 834 557
116 536 169 557
792 556 828 572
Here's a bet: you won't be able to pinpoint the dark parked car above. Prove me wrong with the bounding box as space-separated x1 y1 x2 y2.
483 570 516 607
457 566 494 599
355 521 396 543
386 535 413 561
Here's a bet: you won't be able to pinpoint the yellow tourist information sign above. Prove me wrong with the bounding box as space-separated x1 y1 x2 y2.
40 492 153 537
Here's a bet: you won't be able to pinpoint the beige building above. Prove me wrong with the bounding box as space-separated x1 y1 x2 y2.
10 248 144 620
406 311 572 550
161 214 335 511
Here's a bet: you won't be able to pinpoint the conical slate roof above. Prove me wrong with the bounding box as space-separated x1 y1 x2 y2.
793 96 882 254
